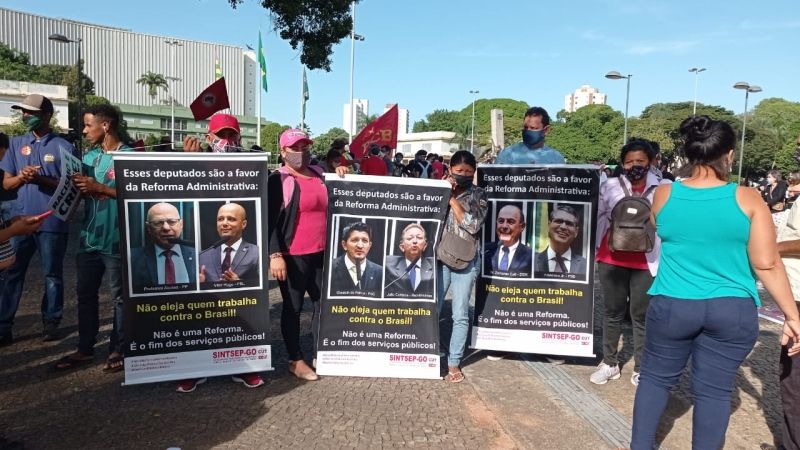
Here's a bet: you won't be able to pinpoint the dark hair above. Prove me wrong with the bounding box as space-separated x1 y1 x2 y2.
331 138 348 151
85 104 121 132
449 150 476 169
678 115 736 180
620 139 656 163
342 222 372 241
549 203 580 225
0 132 8 150
394 152 404 159
768 169 782 182
326 150 342 162
369 144 380 155
380 145 391 152
415 149 427 158
524 106 551 127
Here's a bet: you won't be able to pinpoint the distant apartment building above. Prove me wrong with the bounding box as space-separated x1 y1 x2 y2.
564 85 607 113
343 99 369 136
383 104 409 134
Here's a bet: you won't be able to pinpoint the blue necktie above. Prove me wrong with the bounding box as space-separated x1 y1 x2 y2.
499 247 510 271
408 264 416 290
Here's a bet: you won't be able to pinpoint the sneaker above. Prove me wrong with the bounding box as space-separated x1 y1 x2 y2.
231 373 265 388
42 323 60 342
631 371 640 387
176 377 206 393
543 355 565 365
0 333 12 347
590 363 621 385
485 352 506 361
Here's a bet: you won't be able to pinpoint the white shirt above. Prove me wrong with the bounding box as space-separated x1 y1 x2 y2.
344 255 362 286
547 246 572 273
220 238 243 266
496 240 520 269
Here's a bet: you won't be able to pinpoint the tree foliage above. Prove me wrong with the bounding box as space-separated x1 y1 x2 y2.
547 105 625 164
136 71 169 101
228 0 354 71
311 127 349 155
259 121 291 156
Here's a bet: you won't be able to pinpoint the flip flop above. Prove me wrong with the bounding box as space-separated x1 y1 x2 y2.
445 370 465 383
53 354 93 371
102 355 124 373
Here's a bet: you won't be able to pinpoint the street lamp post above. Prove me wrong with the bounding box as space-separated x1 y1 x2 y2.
733 81 763 184
165 40 183 150
48 33 82 147
348 1 365 143
605 71 632 145
469 90 479 153
689 67 706 116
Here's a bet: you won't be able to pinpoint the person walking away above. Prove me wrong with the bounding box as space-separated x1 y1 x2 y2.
630 116 800 449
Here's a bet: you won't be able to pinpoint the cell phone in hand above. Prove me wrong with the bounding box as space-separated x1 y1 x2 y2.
34 210 54 221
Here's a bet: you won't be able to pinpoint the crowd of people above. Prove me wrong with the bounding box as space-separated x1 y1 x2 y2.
2 92 800 449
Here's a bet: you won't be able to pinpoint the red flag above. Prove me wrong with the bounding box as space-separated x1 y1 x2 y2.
350 104 399 160
190 77 230 120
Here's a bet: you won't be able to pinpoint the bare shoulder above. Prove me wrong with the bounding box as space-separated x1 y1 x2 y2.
735 185 767 218
651 184 672 210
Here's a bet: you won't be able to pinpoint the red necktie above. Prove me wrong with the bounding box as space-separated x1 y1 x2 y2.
222 247 232 273
163 249 175 284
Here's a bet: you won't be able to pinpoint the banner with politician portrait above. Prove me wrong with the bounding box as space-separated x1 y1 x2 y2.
316 175 450 379
114 152 272 385
472 165 600 357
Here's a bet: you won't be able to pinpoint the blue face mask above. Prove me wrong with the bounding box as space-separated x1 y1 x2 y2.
522 129 545 147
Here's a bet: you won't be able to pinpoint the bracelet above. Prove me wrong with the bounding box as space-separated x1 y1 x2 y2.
269 252 284 259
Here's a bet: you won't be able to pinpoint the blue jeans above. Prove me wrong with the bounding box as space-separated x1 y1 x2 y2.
0 231 68 334
76 252 124 355
437 257 478 367
631 295 759 450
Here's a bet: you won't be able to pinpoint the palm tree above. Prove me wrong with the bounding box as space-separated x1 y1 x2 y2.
136 71 169 102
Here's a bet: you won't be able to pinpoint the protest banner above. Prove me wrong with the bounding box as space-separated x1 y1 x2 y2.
48 147 82 221
114 152 271 385
472 164 600 357
316 174 450 379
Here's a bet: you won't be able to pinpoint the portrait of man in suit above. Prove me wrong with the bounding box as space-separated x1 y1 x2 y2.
329 222 382 297
198 202 259 287
384 223 435 300
534 204 587 278
483 204 532 278
129 202 196 293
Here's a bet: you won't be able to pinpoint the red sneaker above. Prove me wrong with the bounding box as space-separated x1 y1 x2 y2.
175 378 206 393
231 373 265 388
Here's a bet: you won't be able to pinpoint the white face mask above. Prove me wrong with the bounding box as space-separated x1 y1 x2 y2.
210 137 238 153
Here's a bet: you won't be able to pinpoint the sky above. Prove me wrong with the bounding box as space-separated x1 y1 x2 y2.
3 0 800 137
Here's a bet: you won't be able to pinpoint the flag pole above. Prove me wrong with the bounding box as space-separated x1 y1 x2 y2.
256 34 261 147
300 66 305 131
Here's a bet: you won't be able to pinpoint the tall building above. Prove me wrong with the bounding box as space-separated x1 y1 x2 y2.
564 85 607 113
342 99 369 135
0 7 255 116
383 104 409 135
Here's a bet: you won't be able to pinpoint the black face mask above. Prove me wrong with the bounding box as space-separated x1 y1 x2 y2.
452 173 473 188
623 165 649 182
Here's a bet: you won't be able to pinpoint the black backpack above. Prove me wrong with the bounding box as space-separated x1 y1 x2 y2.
608 178 657 253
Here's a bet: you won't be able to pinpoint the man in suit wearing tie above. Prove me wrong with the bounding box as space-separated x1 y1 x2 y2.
534 204 587 276
329 222 382 296
199 203 259 286
483 204 532 277
384 224 435 299
129 202 196 293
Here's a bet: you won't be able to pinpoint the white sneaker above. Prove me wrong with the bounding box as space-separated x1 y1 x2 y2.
631 371 640 386
485 352 506 361
543 355 565 365
590 363 620 385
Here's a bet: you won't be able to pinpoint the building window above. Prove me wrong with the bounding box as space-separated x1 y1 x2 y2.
160 118 169 129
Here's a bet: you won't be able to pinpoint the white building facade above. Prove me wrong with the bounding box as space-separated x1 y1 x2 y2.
564 85 607 113
0 7 255 116
396 131 459 159
342 99 369 136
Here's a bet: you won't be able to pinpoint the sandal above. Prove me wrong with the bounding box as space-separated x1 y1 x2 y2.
102 355 124 373
53 353 93 371
445 369 465 383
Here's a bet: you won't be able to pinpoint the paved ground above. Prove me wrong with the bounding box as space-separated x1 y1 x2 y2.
0 225 789 449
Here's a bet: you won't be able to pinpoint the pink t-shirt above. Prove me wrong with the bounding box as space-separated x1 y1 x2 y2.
288 175 328 255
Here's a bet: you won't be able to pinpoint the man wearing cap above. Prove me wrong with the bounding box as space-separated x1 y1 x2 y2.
0 94 78 343
360 143 388 176
183 114 242 153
